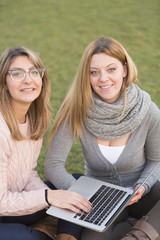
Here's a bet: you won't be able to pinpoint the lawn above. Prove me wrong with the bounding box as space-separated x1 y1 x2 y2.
0 0 159 180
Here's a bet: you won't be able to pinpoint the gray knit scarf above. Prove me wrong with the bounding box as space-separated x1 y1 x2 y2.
85 84 151 140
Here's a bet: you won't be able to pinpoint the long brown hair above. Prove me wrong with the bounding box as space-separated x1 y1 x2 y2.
0 46 51 140
49 37 137 140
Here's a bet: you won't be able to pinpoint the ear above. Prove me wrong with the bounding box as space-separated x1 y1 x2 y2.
123 62 127 78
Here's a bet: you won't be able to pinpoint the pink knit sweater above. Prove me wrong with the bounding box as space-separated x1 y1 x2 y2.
0 113 49 216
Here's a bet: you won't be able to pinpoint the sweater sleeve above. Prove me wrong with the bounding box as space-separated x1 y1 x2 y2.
24 139 49 191
45 122 76 190
135 103 160 193
0 131 48 216
24 170 49 191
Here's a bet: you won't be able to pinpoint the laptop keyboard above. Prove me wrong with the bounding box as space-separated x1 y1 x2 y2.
74 185 126 226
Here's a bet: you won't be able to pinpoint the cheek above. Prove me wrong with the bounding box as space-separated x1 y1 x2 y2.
38 80 43 92
114 71 124 85
37 78 43 87
116 78 123 89
90 77 97 88
90 78 93 87
7 86 18 99
6 79 18 95
40 79 43 88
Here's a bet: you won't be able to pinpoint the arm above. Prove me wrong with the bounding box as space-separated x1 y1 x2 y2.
24 170 49 191
45 122 77 189
0 119 91 216
134 103 160 193
24 139 49 191
0 131 48 216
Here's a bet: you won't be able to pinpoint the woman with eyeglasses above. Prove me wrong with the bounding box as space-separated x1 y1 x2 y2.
0 46 91 240
45 37 160 240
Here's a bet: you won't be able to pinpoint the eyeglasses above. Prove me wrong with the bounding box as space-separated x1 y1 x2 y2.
8 67 45 82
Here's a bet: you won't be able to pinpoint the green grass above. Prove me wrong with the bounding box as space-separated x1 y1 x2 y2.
0 0 159 180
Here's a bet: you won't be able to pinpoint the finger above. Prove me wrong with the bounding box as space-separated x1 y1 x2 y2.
64 203 82 213
127 199 138 206
136 191 143 199
69 192 92 209
66 197 92 212
134 185 145 195
127 193 142 205
57 200 89 214
71 200 91 213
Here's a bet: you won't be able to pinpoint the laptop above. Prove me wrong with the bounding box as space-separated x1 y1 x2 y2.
47 162 160 232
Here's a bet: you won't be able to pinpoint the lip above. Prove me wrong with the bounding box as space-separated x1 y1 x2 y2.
100 84 113 91
20 88 35 92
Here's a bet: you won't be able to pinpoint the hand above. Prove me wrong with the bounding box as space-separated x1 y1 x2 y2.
48 189 92 213
127 185 146 206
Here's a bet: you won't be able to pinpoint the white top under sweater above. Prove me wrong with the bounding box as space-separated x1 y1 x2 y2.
98 144 125 164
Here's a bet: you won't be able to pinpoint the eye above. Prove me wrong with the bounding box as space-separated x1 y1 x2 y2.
31 68 39 76
90 70 99 76
12 71 21 77
12 70 23 78
108 68 116 72
30 68 41 79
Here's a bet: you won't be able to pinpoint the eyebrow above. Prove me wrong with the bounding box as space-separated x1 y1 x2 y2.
9 66 35 71
89 63 117 68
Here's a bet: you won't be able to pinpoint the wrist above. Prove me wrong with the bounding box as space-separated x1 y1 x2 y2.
45 189 50 205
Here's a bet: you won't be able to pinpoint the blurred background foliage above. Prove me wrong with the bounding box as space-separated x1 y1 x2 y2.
0 0 159 179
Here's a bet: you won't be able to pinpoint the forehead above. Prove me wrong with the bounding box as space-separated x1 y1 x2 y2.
9 56 34 70
90 53 121 67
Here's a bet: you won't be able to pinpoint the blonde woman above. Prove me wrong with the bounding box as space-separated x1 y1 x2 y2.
45 37 160 239
0 47 91 240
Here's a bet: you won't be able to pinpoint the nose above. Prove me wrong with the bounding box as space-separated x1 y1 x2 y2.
100 71 109 82
23 71 33 83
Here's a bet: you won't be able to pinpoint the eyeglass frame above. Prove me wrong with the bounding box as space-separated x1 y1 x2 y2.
7 67 45 82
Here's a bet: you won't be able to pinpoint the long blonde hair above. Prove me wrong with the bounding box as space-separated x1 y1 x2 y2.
0 46 51 140
49 37 137 140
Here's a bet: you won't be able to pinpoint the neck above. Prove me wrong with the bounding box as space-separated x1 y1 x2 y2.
17 114 27 124
11 102 30 124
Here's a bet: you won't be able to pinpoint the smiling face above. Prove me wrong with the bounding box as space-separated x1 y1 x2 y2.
90 53 127 103
6 55 42 112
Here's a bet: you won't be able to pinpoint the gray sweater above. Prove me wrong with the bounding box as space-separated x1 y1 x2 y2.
45 102 160 193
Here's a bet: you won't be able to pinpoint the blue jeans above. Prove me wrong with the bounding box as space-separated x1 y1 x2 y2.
0 175 83 240
0 223 51 240
0 203 52 240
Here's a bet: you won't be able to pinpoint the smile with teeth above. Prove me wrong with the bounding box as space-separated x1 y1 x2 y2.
21 88 35 92
100 84 113 89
